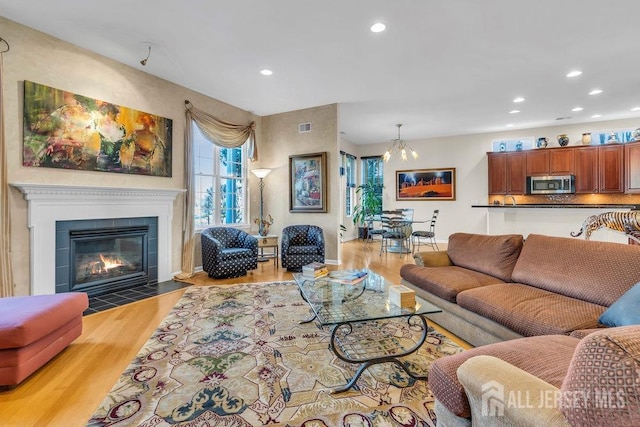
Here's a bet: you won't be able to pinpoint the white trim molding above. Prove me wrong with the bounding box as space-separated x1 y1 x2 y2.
11 183 185 295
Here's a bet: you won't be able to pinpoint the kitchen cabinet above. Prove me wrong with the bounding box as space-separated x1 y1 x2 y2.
625 141 640 193
506 152 526 194
549 149 575 175
598 145 624 193
574 147 599 193
487 152 506 194
526 148 574 176
487 152 526 194
574 145 624 193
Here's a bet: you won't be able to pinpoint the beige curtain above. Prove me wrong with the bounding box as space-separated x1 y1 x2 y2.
0 39 14 297
174 101 256 280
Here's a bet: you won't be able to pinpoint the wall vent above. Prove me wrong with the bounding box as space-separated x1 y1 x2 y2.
298 122 312 133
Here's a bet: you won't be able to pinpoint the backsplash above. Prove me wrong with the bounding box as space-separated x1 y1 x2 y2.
487 193 640 206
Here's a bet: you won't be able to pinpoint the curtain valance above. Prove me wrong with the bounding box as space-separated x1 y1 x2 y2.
184 100 256 161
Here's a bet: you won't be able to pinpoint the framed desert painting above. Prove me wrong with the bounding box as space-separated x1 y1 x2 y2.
396 168 456 200
289 152 327 212
23 81 172 177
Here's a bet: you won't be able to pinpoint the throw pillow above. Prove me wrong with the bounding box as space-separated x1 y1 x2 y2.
599 281 640 327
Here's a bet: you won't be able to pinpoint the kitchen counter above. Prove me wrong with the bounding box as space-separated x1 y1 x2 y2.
473 204 639 210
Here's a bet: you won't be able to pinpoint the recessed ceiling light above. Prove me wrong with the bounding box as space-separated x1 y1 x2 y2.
260 69 273 76
591 114 602 118
509 110 520 114
631 107 640 112
588 89 603 95
370 22 386 33
572 107 584 112
513 97 525 103
566 70 582 78
505 123 514 127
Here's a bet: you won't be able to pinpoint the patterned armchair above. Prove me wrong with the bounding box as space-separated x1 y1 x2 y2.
281 225 325 272
201 227 258 278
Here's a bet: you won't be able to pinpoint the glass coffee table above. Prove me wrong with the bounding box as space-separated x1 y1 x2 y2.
293 269 442 393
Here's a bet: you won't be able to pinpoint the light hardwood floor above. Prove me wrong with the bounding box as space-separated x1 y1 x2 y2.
0 239 469 427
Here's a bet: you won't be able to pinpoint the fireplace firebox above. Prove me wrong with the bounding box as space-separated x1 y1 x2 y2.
70 226 148 295
55 217 158 296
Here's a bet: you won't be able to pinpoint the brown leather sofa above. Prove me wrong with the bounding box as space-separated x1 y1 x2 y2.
400 233 640 347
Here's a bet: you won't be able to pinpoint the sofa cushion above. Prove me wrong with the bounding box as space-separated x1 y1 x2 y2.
512 234 640 307
599 282 640 327
560 326 640 425
457 283 606 336
429 334 578 418
399 264 505 303
446 233 523 282
0 293 88 349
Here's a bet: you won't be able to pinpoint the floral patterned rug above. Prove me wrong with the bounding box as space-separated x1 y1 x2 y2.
87 281 463 426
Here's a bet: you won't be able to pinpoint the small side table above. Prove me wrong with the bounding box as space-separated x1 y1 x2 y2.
252 234 279 267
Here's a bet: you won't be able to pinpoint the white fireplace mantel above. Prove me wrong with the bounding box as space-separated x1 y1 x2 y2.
11 183 185 295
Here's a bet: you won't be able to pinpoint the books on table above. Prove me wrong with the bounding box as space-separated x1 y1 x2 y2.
302 262 329 278
329 270 368 285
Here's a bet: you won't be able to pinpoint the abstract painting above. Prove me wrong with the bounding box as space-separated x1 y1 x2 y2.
23 81 172 176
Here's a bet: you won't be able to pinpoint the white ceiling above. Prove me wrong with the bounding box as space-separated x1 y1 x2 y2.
2 0 640 144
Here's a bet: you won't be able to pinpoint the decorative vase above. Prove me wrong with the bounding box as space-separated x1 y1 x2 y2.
581 133 592 145
259 223 270 236
607 132 619 144
557 134 570 147
633 128 640 141
536 137 548 148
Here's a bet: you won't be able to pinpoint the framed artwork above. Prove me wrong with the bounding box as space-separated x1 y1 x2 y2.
396 168 456 201
289 152 327 212
23 81 172 176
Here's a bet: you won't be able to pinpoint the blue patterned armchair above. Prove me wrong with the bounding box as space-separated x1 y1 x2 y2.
201 227 258 278
281 225 325 272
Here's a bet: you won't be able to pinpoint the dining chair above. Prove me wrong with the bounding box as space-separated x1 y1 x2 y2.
380 210 411 256
411 209 439 253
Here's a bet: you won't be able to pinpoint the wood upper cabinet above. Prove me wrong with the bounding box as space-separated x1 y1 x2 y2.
574 146 599 193
487 152 506 194
549 148 575 175
574 145 624 193
625 141 640 193
488 151 526 194
526 150 549 176
526 148 574 176
598 144 624 193
506 152 526 194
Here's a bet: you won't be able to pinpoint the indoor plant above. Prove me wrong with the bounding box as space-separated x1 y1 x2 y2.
352 180 383 236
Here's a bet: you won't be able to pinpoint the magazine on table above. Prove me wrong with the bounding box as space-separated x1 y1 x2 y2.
329 270 368 285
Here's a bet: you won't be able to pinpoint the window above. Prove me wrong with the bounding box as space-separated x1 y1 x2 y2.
361 156 384 213
344 153 356 216
192 123 247 229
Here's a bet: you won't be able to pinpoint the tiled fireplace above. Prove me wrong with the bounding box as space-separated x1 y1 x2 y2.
12 184 183 295
55 217 158 296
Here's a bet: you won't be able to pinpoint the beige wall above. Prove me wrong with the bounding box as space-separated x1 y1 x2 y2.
260 104 340 263
2 17 260 295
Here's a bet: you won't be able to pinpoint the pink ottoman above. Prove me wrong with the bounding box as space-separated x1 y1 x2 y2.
0 292 88 386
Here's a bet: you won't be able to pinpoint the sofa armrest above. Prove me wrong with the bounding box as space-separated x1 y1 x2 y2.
569 328 605 339
457 355 570 427
413 250 452 267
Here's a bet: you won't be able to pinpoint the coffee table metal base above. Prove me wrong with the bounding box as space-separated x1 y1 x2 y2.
329 314 429 393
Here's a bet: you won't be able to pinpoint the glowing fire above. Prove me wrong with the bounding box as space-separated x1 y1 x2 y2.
99 253 124 271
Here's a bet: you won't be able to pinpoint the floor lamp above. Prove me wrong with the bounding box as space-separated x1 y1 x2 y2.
251 168 272 236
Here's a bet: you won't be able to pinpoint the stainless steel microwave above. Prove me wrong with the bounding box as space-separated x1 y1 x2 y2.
526 175 575 194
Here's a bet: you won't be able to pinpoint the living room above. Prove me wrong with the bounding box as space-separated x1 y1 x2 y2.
1 2 640 426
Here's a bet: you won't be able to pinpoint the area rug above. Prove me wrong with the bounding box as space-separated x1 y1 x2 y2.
88 281 463 426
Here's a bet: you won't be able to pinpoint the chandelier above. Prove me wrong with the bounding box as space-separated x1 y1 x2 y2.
383 124 418 162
